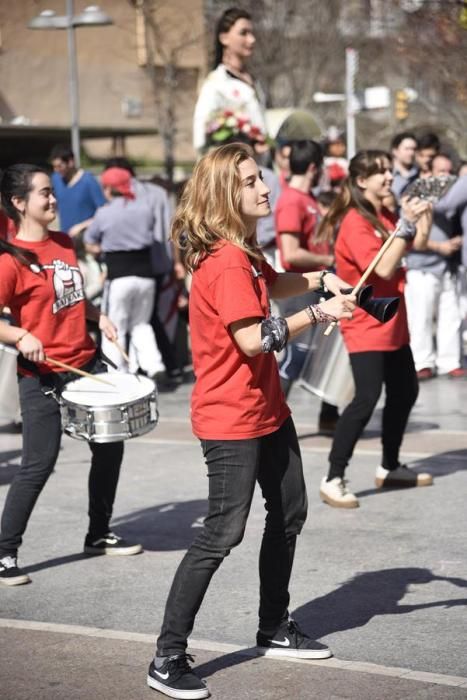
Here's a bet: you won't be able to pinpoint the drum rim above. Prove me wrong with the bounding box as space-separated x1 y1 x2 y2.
61 373 156 407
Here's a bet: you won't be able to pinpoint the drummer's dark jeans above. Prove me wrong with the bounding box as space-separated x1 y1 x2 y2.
0 371 123 558
156 416 308 656
328 345 418 478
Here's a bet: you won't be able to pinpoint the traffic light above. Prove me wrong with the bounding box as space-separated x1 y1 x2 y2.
395 90 409 121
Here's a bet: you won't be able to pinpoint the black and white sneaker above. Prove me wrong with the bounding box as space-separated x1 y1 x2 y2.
147 654 209 699
83 532 143 556
256 619 332 659
0 556 31 586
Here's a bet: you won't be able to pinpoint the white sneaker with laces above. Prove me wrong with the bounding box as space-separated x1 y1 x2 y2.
319 476 359 508
375 464 433 488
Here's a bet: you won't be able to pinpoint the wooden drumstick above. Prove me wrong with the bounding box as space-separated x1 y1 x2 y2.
323 224 401 336
45 356 116 387
112 338 130 364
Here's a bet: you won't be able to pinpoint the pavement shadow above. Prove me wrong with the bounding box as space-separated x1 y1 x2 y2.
0 449 22 485
24 552 90 574
293 567 467 640
111 500 207 551
356 449 467 499
193 647 258 679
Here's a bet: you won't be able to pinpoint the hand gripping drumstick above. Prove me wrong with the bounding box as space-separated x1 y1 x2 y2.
323 223 401 336
45 356 116 387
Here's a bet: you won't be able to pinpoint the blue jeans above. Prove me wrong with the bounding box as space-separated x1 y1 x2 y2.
156 416 308 655
0 357 123 558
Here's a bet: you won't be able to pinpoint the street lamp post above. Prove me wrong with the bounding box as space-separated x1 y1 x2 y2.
28 3 113 168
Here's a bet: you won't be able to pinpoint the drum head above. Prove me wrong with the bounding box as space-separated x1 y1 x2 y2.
61 373 155 407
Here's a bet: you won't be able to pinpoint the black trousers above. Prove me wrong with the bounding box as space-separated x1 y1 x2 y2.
328 345 419 479
0 358 123 558
156 416 308 655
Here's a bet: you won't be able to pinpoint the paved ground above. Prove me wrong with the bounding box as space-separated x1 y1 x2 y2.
1 370 467 698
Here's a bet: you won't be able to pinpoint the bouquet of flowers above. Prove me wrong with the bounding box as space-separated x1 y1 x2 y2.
205 109 266 146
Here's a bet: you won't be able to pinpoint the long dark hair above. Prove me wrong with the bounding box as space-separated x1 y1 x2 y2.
214 7 252 68
316 150 392 243
0 163 48 267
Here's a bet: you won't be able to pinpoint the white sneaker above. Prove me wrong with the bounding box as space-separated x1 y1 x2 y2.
320 476 359 508
375 464 433 489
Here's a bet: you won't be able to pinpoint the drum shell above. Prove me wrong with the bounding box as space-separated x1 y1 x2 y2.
60 374 158 443
0 344 20 423
299 325 355 408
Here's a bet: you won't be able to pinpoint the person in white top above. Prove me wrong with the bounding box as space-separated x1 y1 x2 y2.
192 7 267 152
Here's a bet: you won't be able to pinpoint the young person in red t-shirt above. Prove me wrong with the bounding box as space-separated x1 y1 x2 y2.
275 139 340 435
147 143 356 700
0 164 143 587
315 150 433 509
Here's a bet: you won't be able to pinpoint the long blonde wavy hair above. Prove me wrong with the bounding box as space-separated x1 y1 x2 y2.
171 143 264 272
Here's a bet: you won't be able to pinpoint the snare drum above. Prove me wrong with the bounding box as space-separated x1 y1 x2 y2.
0 343 20 423
298 325 355 408
60 373 158 443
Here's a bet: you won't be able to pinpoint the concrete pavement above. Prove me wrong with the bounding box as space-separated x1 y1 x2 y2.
1 372 467 698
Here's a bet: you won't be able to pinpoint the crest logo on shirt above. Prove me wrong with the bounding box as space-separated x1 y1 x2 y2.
41 259 85 314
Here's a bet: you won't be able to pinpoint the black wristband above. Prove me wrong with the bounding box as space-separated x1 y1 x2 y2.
318 270 331 293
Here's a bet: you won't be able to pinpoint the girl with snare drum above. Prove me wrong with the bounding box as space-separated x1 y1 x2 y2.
0 164 142 587
147 143 356 699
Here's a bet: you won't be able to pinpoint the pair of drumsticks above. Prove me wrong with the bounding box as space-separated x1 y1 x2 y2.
46 339 130 387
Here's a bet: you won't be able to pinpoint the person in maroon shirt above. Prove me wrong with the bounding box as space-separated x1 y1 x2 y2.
147 143 356 699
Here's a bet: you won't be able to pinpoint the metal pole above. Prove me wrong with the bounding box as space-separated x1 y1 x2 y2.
345 47 358 160
66 0 80 167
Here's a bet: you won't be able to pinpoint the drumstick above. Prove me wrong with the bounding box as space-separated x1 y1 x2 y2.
112 338 130 364
45 356 116 386
323 223 401 336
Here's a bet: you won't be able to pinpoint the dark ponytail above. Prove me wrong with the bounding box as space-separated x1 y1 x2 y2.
0 164 47 268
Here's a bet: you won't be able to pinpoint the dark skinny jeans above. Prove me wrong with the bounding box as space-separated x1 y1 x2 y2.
328 345 418 479
0 360 123 558
156 416 308 656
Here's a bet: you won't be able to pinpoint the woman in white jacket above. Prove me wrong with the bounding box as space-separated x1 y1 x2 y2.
193 7 267 152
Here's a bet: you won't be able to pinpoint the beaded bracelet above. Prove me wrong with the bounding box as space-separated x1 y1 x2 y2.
306 304 337 324
304 305 318 324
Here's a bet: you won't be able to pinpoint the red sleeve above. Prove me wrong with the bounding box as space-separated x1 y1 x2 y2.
210 264 265 327
0 256 18 307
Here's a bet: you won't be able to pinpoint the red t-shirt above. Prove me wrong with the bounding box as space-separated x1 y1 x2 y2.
335 208 409 353
0 232 96 374
189 242 290 439
275 187 329 272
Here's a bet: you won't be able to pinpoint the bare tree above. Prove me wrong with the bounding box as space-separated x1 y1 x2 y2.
128 0 203 183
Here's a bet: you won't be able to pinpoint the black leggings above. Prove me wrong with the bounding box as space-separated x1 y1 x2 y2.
328 345 418 479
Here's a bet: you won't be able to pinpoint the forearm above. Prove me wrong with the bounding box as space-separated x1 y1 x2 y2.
374 237 408 279
270 271 323 299
0 319 29 347
282 248 333 270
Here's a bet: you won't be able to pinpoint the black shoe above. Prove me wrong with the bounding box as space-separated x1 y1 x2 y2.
256 619 332 659
147 654 209 699
84 532 143 556
0 556 31 586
